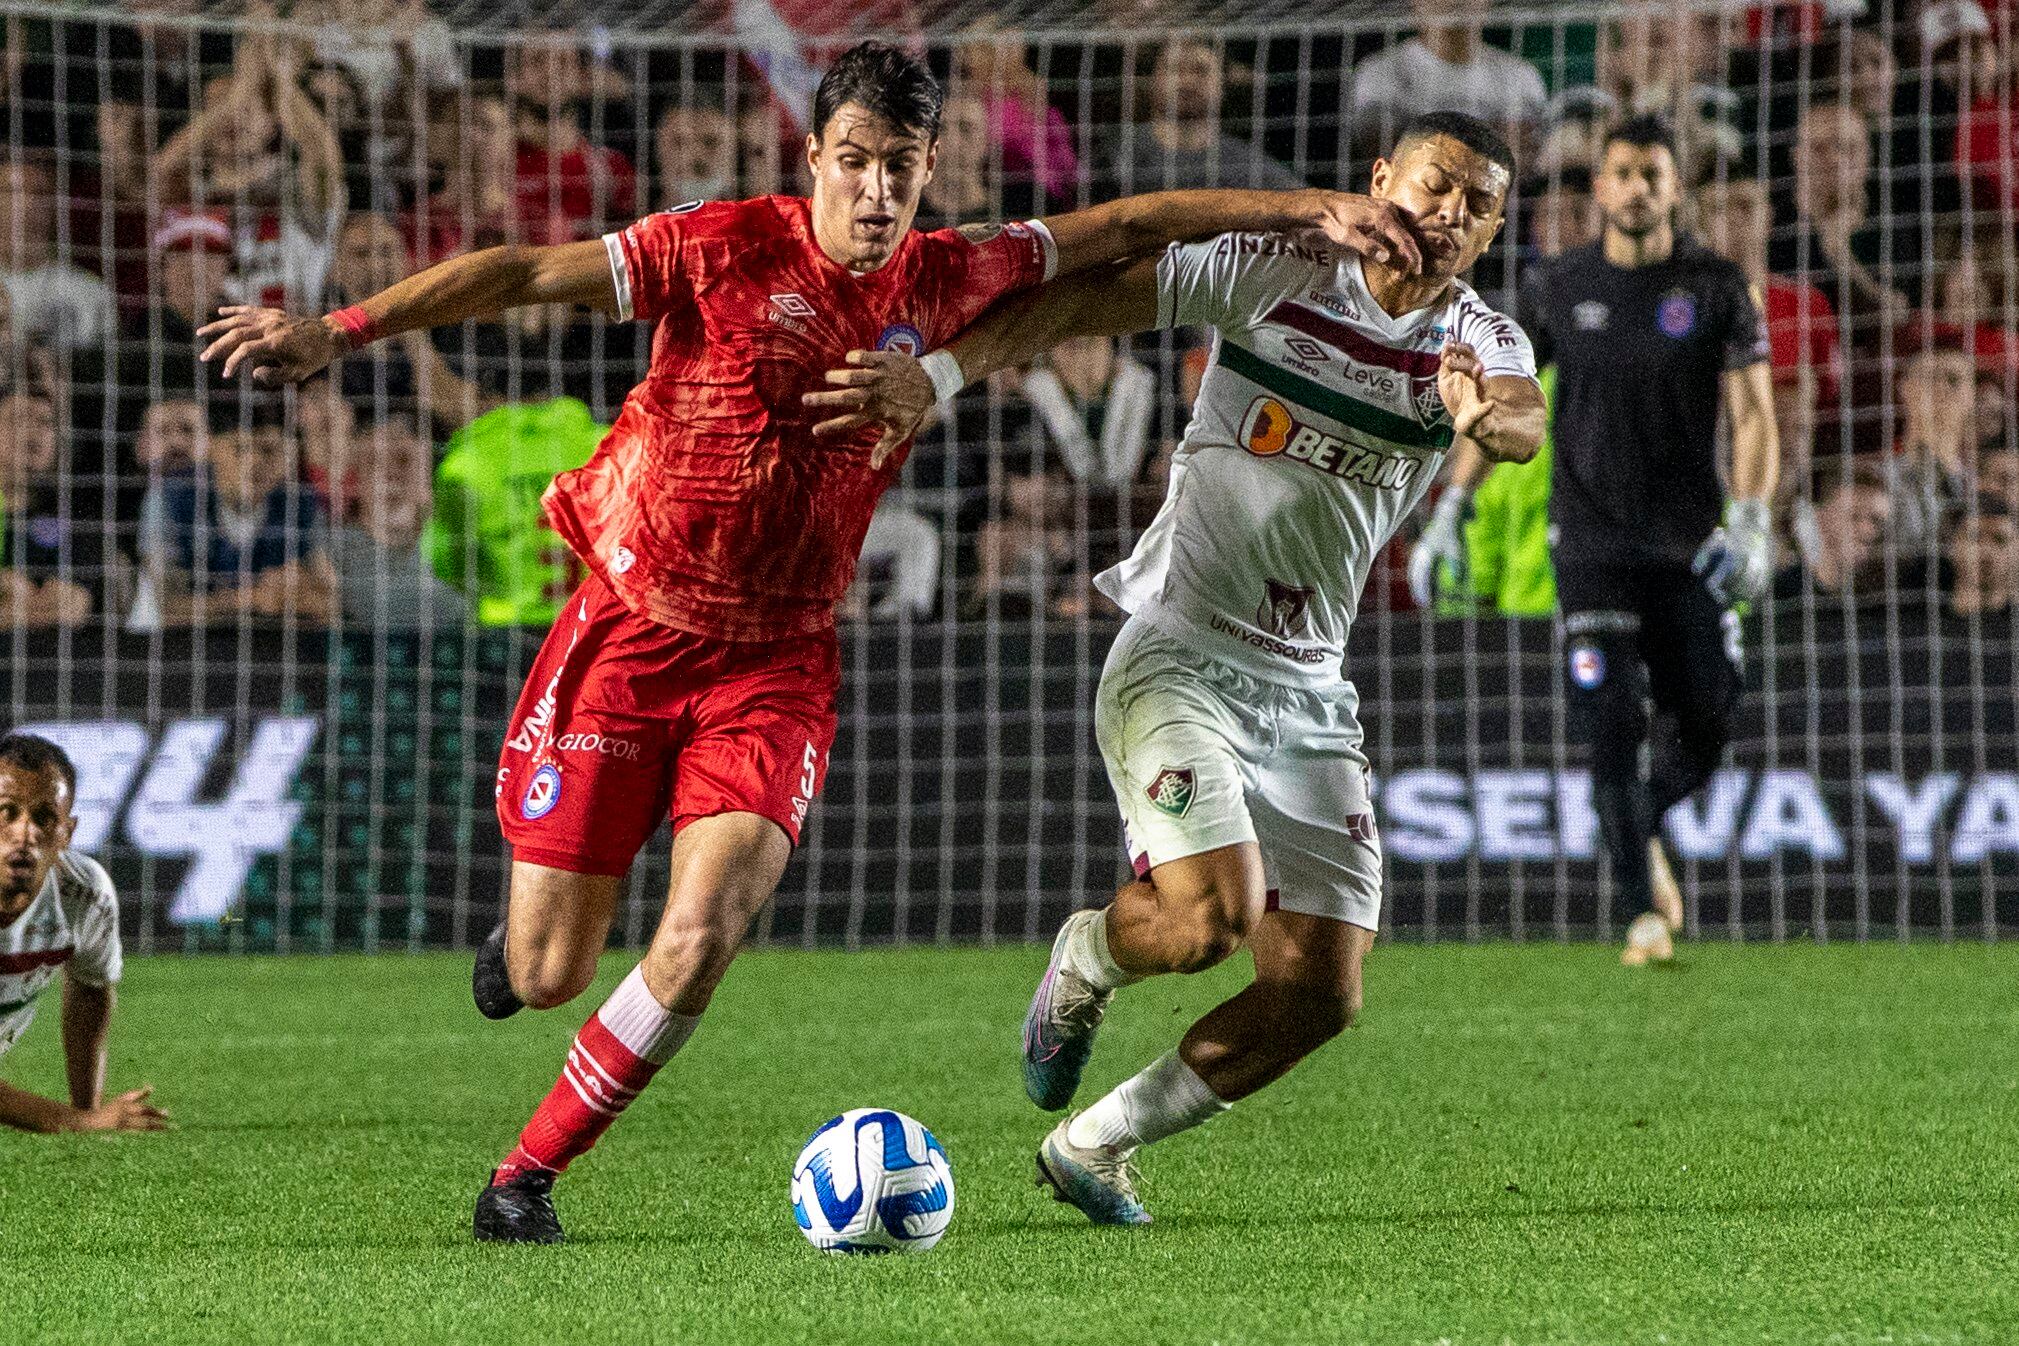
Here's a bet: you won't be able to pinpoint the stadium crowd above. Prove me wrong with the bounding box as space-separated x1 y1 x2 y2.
0 0 2014 631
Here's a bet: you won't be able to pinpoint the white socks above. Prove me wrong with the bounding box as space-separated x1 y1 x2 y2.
1067 1049 1230 1151
595 964 701 1065
1061 908 1142 992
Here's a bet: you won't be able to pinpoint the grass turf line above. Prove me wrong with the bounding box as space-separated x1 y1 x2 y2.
1 942 2016 1346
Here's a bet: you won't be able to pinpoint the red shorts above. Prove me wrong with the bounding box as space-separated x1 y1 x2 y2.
495 575 840 876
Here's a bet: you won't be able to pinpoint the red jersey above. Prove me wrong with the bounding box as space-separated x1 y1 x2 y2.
544 195 1056 641
1763 275 1842 409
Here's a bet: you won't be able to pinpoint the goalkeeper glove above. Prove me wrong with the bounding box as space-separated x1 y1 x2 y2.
1692 497 1773 607
1407 487 1473 610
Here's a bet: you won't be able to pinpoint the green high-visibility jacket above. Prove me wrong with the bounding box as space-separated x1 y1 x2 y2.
424 398 608 628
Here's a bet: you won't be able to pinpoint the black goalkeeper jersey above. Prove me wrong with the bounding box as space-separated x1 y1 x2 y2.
1522 237 1769 565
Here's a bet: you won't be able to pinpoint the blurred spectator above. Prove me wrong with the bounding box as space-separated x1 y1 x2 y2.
1589 1 1743 178
0 153 112 350
298 0 461 108
1696 172 1841 509
845 496 941 621
1102 37 1301 193
0 389 103 627
653 98 735 208
977 335 1158 617
409 93 518 265
1771 102 1912 351
1946 500 2017 615
136 397 204 476
298 385 357 519
1785 457 1896 599
151 28 347 309
736 92 798 197
329 411 466 626
0 285 59 402
1978 442 2019 513
1349 0 1548 167
1811 26 1899 130
918 93 996 228
1017 334 1157 489
1890 328 1981 550
1892 1 1992 261
135 390 336 628
327 210 495 434
423 395 604 626
505 32 637 244
1532 86 1613 181
952 21 1078 212
1934 223 2019 376
1521 166 1596 260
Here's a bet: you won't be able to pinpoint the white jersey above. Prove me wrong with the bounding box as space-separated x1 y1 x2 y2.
1098 234 1538 687
0 853 122 1057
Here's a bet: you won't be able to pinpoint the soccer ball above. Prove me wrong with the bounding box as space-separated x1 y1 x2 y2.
790 1108 954 1253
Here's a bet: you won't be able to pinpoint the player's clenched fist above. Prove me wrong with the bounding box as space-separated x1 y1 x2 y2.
804 349 937 469
197 306 345 386
1436 340 1498 439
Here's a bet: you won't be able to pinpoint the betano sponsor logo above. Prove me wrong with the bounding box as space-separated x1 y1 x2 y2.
1238 395 1426 490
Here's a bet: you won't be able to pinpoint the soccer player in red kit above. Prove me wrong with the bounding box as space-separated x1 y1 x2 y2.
198 41 1424 1243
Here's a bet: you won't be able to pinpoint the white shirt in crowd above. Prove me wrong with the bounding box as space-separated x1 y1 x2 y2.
1350 37 1548 134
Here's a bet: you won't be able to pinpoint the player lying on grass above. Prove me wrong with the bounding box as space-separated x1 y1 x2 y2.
806 111 1545 1225
195 40 1427 1243
0 732 169 1135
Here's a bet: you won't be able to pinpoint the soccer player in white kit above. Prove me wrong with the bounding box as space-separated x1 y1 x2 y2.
0 733 168 1134
812 111 1546 1223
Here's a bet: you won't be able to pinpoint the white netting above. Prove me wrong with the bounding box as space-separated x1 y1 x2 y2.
0 0 2011 952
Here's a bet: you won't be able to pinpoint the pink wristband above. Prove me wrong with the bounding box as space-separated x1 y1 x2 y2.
327 305 378 352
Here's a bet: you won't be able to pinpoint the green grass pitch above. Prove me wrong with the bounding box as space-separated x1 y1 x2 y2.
3 941 2017 1345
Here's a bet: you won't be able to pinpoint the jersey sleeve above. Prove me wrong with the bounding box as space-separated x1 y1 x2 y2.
1720 265 1772 371
601 201 735 325
1453 295 1540 384
1155 233 1318 332
63 855 122 988
921 219 1057 345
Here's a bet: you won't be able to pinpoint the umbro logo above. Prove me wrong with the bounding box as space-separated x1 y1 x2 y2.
1283 336 1329 364
770 293 816 319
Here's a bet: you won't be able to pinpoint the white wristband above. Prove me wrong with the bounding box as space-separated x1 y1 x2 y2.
919 349 965 404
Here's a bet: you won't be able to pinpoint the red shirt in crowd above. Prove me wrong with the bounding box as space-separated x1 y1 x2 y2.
514 141 638 245
544 196 1057 641
1764 274 1842 408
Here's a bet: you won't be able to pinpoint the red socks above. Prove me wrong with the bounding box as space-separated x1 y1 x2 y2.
494 965 699 1185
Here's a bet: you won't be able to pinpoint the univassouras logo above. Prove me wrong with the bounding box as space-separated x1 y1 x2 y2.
1237 395 1427 490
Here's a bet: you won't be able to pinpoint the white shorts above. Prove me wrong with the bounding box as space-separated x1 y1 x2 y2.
1095 616 1383 930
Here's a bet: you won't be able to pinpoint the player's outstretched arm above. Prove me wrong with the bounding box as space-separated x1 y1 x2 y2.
196 239 617 387
805 256 1160 463
1692 361 1780 605
1436 343 1546 465
1041 188 1424 278
0 1078 169 1134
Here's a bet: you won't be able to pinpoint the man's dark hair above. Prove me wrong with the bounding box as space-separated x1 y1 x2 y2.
811 41 943 143
1395 111 1517 182
0 732 76 800
1604 114 1678 162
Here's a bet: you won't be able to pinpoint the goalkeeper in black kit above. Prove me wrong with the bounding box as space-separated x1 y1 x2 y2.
1412 117 1778 962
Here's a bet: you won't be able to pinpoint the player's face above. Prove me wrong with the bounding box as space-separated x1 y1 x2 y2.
0 762 73 914
807 103 937 272
1368 135 1507 280
1595 140 1679 240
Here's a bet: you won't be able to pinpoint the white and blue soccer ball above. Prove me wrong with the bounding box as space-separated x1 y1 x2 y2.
790 1108 954 1253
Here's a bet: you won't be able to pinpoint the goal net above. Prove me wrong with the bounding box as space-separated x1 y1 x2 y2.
0 0 2011 952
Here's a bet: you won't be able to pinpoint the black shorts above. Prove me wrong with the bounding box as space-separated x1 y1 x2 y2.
1554 551 1744 728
